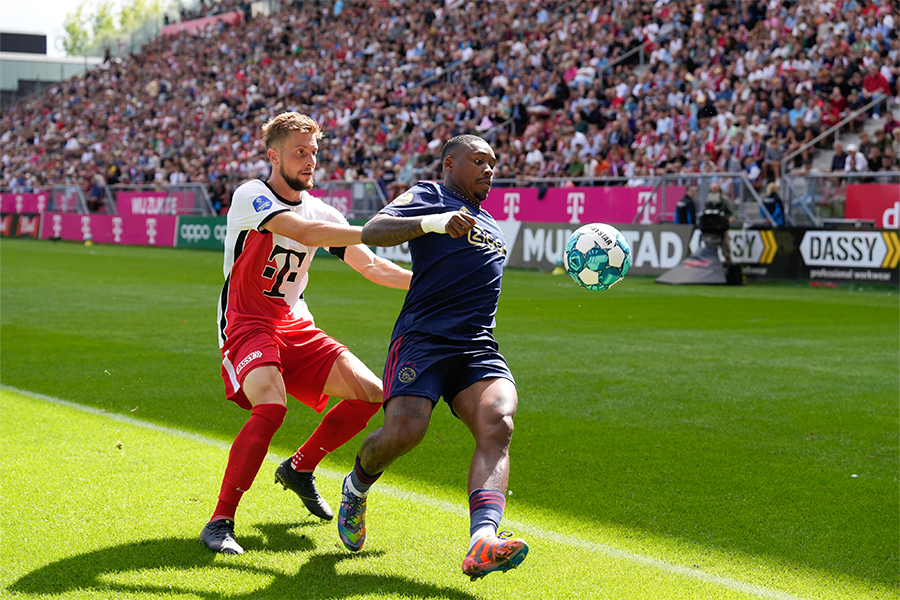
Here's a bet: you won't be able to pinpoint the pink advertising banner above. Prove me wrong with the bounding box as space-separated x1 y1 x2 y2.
310 189 353 217
480 186 684 225
116 191 195 216
162 11 243 35
39 213 177 246
1 192 51 213
845 184 900 229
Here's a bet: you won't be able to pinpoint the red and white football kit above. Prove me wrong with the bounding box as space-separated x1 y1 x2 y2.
217 178 348 411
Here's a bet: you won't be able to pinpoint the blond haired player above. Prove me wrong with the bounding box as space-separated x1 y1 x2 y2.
201 113 410 554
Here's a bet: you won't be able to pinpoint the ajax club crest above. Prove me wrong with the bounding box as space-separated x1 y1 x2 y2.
398 366 416 383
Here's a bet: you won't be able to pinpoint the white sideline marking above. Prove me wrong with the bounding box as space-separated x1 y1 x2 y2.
2 384 809 600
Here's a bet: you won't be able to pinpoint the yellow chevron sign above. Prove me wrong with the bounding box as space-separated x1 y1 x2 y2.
882 231 900 269
728 230 778 264
760 230 777 264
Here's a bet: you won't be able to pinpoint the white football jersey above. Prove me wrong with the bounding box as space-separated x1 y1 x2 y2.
217 179 348 347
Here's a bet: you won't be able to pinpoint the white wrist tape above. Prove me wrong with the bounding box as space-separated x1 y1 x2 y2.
420 212 455 234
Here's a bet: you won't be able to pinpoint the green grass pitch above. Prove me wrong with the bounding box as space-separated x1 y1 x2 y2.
1 237 897 600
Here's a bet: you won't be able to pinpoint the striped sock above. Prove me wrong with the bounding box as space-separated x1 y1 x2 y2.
468 488 506 549
348 454 381 497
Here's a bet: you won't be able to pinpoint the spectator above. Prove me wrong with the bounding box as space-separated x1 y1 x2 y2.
874 128 894 158
787 97 806 126
786 119 814 167
846 90 868 132
830 142 849 172
717 145 743 198
802 96 823 135
867 145 883 171
858 131 875 160
884 114 900 136
1 0 892 193
210 175 228 214
88 172 106 213
761 137 784 182
876 155 897 181
674 183 698 225
377 161 399 204
844 144 869 173
761 181 786 227
740 130 765 161
774 113 793 147
862 64 891 117
829 86 848 119
820 99 841 131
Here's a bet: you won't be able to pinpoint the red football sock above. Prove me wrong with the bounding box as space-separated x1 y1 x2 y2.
291 399 381 471
213 403 286 520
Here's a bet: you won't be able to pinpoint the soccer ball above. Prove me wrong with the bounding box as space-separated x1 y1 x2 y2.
564 223 631 290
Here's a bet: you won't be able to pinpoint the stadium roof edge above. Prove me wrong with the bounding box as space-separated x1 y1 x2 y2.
0 30 46 36
0 52 103 65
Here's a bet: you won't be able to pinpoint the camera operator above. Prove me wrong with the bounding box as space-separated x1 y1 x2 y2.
700 181 735 262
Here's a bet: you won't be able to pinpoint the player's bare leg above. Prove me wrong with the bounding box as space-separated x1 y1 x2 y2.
358 395 434 473
452 378 516 494
452 378 528 580
277 351 384 520
324 351 384 404
338 395 434 551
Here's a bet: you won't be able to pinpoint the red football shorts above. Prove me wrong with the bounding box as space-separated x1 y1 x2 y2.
221 319 347 412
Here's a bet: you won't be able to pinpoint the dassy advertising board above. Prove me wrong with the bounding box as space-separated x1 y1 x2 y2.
799 229 899 285
688 228 781 280
685 227 897 285
715 227 898 285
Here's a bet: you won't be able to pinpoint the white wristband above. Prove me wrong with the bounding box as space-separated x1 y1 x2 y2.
420 212 455 234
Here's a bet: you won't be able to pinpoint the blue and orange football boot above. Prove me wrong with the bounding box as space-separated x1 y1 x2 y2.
461 531 529 580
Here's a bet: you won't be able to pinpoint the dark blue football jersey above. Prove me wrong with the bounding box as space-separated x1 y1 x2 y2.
379 181 508 342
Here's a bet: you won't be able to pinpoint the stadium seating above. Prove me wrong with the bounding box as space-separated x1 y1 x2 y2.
1 0 897 209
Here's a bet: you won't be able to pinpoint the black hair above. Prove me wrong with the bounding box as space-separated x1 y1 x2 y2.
440 134 485 164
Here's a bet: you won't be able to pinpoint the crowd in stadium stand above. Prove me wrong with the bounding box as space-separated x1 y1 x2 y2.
1 0 898 213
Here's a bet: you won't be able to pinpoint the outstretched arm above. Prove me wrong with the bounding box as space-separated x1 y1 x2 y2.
343 244 412 290
361 212 477 247
263 211 362 247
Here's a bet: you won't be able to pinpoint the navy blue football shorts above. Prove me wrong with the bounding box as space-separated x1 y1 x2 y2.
382 331 515 416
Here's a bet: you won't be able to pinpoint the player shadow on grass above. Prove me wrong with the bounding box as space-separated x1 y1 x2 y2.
8 521 478 599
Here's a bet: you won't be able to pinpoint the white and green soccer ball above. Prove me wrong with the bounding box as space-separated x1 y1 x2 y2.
564 223 631 291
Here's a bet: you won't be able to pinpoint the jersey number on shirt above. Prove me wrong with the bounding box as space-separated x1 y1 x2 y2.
262 246 307 299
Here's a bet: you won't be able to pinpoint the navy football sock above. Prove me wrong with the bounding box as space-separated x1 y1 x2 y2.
468 488 506 546
349 454 381 496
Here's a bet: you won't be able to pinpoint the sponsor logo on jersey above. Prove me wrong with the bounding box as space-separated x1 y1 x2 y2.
253 195 273 212
391 192 414 206
236 350 263 374
398 366 417 383
468 225 507 257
